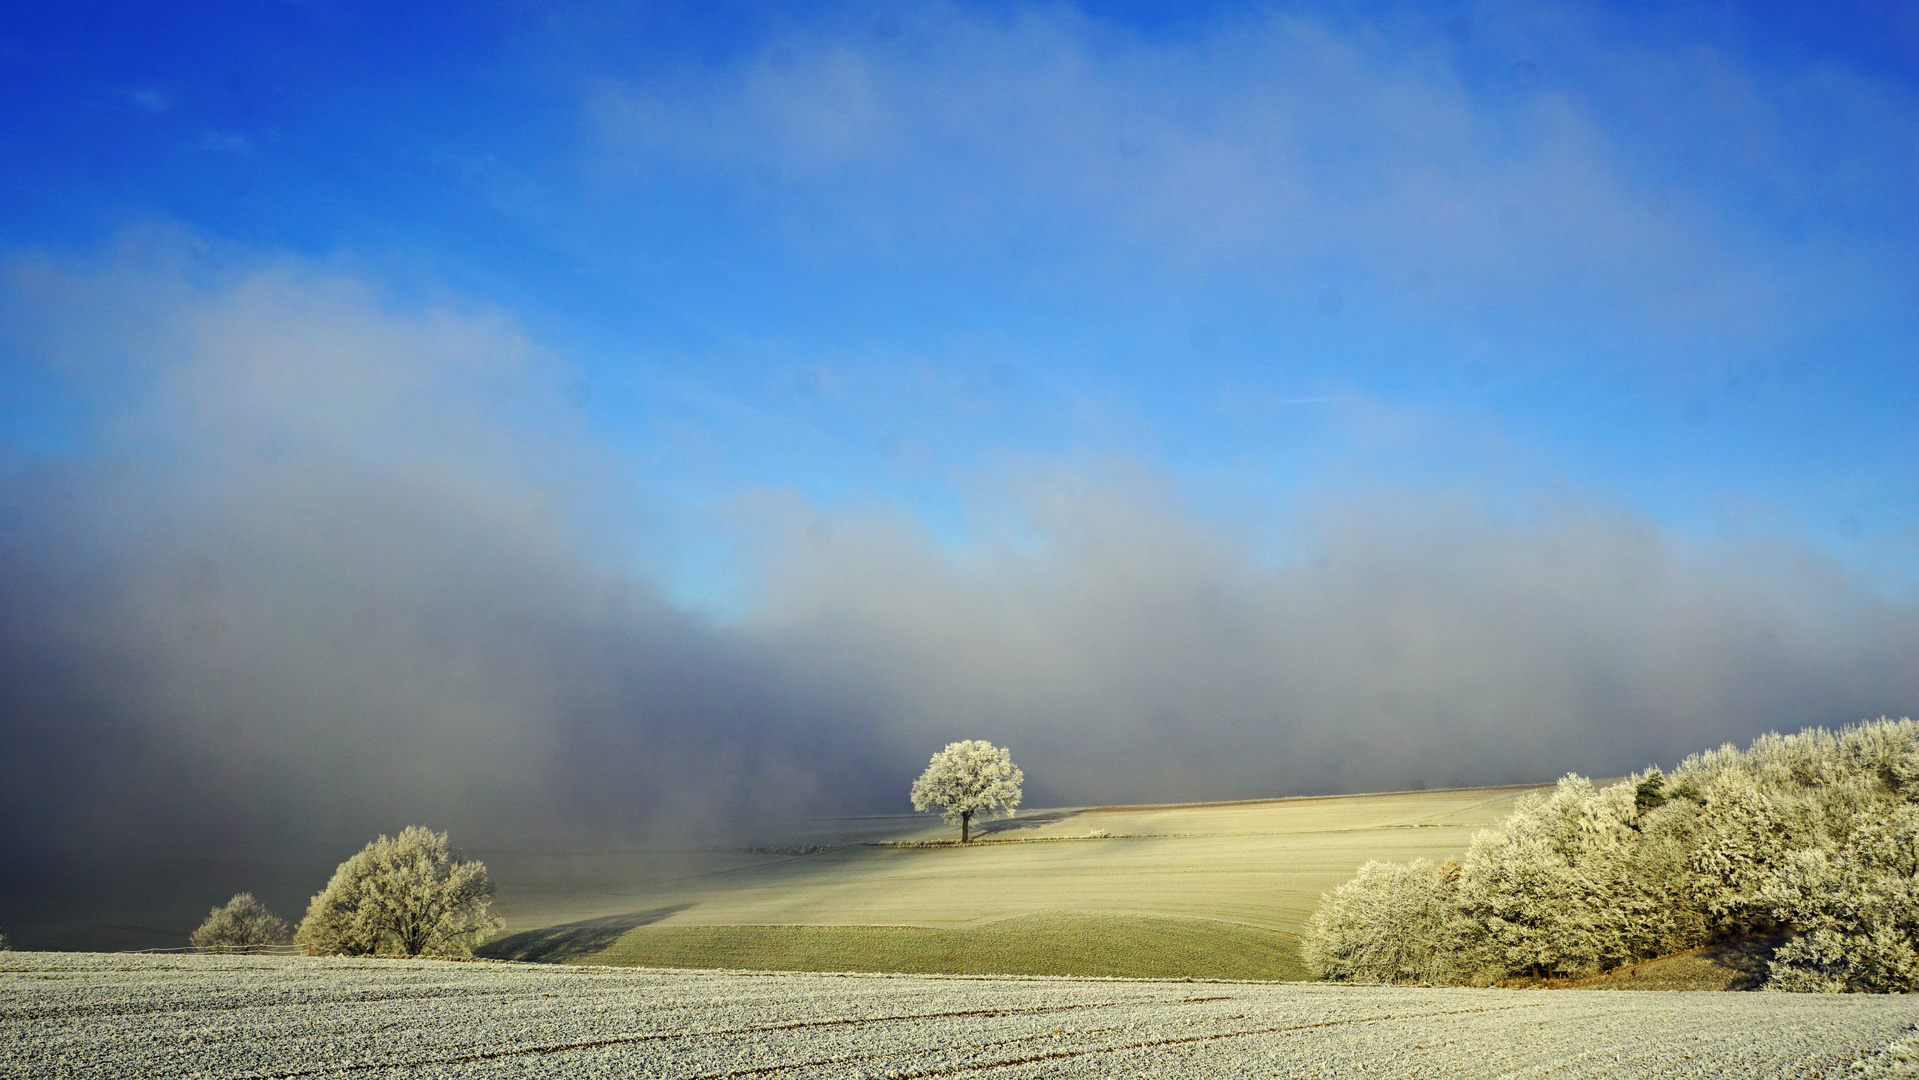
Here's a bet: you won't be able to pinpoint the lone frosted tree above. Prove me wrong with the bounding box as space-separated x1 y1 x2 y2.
295 826 502 957
910 740 1024 843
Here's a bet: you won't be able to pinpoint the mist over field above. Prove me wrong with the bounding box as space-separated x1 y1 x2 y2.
1 1 1917 948
3 241 1916 884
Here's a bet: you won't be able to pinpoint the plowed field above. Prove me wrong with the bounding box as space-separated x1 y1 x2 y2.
7 952 1917 1079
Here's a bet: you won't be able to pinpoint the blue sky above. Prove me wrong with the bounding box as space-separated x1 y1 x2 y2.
2 1 1919 859
5 0 1916 609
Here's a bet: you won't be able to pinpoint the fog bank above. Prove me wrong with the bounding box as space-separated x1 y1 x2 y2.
2 241 1915 945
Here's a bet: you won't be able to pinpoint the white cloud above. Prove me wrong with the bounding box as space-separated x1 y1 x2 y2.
583 1 1916 362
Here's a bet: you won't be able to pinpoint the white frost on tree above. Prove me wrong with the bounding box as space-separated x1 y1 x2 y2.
1302 857 1461 984
190 893 292 952
295 826 502 957
1762 804 1919 993
1302 717 1919 992
910 739 1024 843
1451 774 1653 981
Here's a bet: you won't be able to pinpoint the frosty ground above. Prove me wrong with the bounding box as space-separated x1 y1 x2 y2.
7 953 1919 1079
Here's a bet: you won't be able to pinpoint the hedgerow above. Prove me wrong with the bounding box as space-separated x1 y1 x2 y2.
1303 717 1919 992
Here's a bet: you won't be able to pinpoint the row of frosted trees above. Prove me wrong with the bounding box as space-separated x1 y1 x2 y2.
192 826 499 957
1303 717 1919 992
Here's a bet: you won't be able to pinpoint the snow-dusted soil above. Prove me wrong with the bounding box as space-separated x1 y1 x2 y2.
5 953 1918 1079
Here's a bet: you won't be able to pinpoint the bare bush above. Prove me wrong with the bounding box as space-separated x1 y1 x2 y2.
190 893 292 952
295 826 502 957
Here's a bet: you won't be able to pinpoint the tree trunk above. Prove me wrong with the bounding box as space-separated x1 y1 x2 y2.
962 810 972 843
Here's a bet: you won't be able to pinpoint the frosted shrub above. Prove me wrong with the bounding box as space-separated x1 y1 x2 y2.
1840 717 1919 796
1303 717 1919 991
296 826 501 957
1624 789 1715 954
190 893 292 952
1763 805 1919 993
1303 858 1459 983
1687 769 1790 932
1450 776 1651 980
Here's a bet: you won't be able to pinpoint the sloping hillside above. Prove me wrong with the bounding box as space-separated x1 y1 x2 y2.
479 784 1548 978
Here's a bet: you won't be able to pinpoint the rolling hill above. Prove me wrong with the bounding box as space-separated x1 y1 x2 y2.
477 784 1552 979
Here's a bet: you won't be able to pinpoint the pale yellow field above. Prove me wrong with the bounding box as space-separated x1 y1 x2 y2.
477 784 1548 976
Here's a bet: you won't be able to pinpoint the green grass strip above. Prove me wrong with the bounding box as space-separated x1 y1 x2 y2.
488 912 1304 981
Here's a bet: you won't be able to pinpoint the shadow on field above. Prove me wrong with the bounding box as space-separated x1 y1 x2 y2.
479 904 694 963
974 810 1079 836
1544 932 1791 991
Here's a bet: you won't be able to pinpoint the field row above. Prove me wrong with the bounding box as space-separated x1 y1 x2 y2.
6 953 1918 1078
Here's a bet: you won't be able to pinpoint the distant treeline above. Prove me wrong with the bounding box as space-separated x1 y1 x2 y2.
1304 717 1919 992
